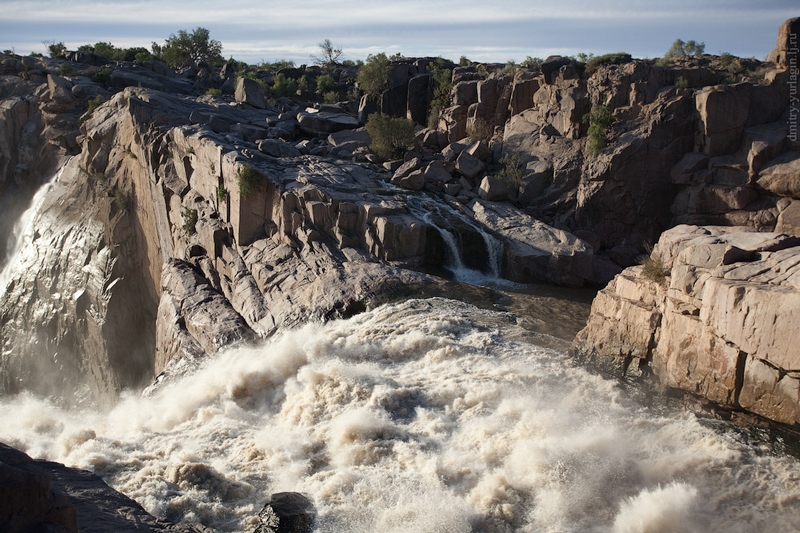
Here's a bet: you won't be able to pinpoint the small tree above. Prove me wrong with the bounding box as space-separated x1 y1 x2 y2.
43 40 66 59
153 27 223 67
584 103 614 156
311 39 343 68
357 52 390 101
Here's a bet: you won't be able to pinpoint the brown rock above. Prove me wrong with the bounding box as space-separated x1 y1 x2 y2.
757 151 800 198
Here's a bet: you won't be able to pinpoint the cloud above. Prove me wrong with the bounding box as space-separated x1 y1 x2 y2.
0 0 795 63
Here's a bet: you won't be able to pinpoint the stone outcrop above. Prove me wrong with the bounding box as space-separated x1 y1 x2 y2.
0 441 204 533
572 225 800 426
253 492 316 533
0 443 77 533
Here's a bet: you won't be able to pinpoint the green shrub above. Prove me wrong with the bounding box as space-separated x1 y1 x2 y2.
216 184 228 203
660 39 706 65
43 40 66 58
237 164 263 197
584 103 614 156
427 60 452 129
271 73 298 97
499 151 525 194
316 74 336 93
366 113 416 160
357 52 390 101
59 63 73 76
585 52 633 75
181 207 198 235
520 56 543 69
80 94 106 124
322 91 339 104
83 66 112 86
205 87 222 96
675 76 688 89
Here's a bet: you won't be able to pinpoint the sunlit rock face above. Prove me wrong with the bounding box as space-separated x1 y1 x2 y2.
573 225 800 426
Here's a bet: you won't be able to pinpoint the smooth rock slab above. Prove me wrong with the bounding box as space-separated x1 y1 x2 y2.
472 200 593 286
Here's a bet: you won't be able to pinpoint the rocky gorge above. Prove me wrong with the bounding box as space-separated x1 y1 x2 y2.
1 16 800 533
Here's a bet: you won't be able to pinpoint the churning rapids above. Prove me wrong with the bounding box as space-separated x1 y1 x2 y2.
1 298 799 533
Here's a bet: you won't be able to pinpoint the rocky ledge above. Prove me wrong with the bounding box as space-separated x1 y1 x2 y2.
572 224 800 426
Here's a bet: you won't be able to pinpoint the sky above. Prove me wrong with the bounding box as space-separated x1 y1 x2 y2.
0 0 796 66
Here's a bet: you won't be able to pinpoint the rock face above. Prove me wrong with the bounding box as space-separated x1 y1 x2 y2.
0 441 203 533
572 224 800 426
0 443 77 533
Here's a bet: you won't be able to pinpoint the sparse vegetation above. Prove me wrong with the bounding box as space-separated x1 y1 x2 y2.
584 103 614 156
658 39 706 66
238 164 263 198
112 187 131 213
467 118 494 143
80 94 106 124
498 151 525 197
216 184 228 203
675 76 688 89
585 52 633 75
640 245 668 286
366 113 416 160
357 52 390 101
322 91 339 104
59 63 73 76
205 87 222 96
427 60 453 129
78 42 153 62
82 66 112 87
181 207 198 235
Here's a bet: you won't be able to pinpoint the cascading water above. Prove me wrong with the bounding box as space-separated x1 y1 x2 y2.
406 195 505 285
0 166 63 294
1 298 798 533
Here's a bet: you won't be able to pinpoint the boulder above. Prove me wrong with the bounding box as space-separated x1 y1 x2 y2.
766 17 800 67
257 139 302 158
235 77 267 109
510 72 540 116
297 109 359 135
695 84 751 156
454 150 485 180
757 151 800 199
253 492 316 533
452 80 479 106
478 176 509 201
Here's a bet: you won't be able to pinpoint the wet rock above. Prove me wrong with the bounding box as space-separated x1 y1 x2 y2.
253 492 316 533
472 200 593 286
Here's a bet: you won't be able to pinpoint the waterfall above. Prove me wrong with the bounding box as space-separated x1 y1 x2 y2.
405 195 505 285
0 167 63 295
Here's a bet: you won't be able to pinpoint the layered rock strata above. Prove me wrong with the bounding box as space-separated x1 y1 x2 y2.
572 224 800 426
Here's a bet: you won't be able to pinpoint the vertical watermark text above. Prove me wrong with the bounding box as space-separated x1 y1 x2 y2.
790 31 798 142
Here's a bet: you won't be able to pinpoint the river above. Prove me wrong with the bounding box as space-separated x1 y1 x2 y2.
1 297 798 532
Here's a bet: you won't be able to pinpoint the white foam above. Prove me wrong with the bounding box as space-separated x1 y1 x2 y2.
1 298 799 533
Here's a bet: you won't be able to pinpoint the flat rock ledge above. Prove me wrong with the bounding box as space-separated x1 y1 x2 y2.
572 224 800 426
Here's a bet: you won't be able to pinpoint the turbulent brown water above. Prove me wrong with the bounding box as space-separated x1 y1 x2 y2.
1 297 799 533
